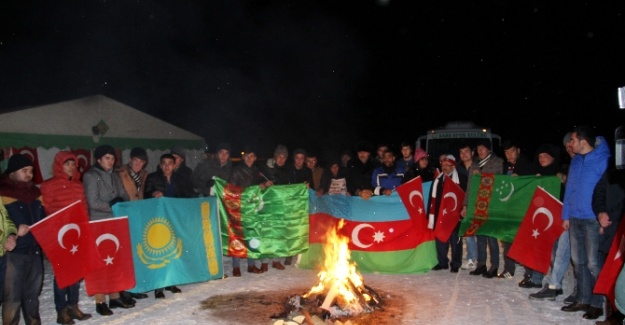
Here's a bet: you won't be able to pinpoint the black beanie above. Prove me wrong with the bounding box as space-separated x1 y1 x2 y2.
94 145 116 160
5 154 34 174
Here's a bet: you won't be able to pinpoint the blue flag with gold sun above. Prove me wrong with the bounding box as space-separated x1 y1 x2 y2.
112 197 223 293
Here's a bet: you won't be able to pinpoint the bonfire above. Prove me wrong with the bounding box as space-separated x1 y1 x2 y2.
272 219 382 324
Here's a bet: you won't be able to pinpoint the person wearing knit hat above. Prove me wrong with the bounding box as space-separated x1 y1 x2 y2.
83 145 133 314
404 148 436 183
169 146 193 190
0 153 44 324
428 152 467 273
130 147 148 162
4 154 34 175
94 145 116 161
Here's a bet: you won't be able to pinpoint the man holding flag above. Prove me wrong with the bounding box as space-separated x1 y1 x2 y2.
40 151 92 324
428 155 467 273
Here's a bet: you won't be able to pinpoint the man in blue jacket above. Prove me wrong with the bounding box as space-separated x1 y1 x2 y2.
560 126 610 320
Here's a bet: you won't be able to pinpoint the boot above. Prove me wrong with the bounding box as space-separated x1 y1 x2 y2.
232 267 241 277
95 303 113 316
165 286 182 293
57 307 75 325
260 263 268 272
284 256 293 265
155 289 165 299
272 261 285 270
109 298 135 309
119 291 137 305
128 292 148 299
247 265 263 273
67 305 92 321
469 264 487 276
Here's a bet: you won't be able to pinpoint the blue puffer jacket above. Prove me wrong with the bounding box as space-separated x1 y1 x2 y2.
562 136 610 220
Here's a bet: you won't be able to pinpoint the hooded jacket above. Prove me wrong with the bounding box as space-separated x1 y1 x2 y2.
41 151 90 216
562 136 610 220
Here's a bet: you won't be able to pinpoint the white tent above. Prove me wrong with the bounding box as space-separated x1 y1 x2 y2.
0 95 206 181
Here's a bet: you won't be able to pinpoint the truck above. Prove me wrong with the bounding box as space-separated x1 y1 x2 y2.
415 121 501 159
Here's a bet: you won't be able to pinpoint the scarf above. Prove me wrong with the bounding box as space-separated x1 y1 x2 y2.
478 153 492 169
428 169 460 229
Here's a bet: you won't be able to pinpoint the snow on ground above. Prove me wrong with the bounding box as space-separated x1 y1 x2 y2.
34 248 598 325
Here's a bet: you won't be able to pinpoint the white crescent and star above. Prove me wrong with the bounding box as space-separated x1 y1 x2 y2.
443 192 458 211
408 190 423 208
58 223 81 255
532 207 554 231
498 181 515 202
351 224 374 248
96 233 120 265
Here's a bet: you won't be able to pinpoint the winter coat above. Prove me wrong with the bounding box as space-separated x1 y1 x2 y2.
371 163 406 195
41 151 90 216
0 199 18 256
229 163 264 188
192 158 232 195
346 157 375 195
117 164 148 201
0 175 45 254
562 136 610 220
144 168 196 198
83 164 129 221
592 168 625 254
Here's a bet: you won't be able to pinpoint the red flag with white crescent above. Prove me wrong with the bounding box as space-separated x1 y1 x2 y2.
29 200 103 288
434 179 465 242
84 217 136 295
70 148 92 175
507 186 563 274
396 176 426 223
594 212 625 309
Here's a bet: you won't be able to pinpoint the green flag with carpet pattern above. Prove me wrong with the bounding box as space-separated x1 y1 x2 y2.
458 174 561 243
214 177 309 259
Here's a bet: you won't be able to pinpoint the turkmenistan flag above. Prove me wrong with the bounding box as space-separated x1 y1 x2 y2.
112 197 222 293
299 192 437 274
213 177 309 259
458 174 561 243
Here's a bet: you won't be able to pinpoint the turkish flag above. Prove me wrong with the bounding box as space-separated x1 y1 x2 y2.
594 213 625 309
29 200 102 288
84 217 136 295
70 148 92 175
507 186 563 274
397 176 426 223
434 179 465 242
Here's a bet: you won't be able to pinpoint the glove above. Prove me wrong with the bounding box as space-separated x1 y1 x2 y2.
109 197 125 206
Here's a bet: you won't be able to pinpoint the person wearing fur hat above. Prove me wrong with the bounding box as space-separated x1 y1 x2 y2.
191 142 233 196
83 145 133 315
427 155 467 273
0 154 45 324
41 151 93 324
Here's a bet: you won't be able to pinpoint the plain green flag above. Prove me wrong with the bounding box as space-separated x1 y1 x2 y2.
214 177 309 259
458 174 561 243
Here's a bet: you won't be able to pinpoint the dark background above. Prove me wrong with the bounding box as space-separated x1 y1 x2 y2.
1 1 625 163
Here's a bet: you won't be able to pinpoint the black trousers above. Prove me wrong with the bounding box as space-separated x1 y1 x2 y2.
3 251 43 325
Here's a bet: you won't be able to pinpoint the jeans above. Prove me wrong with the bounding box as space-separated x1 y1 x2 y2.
477 235 499 270
232 257 258 268
53 278 80 312
465 236 477 261
2 252 43 325
569 217 602 308
545 230 572 289
436 223 463 269
502 241 515 275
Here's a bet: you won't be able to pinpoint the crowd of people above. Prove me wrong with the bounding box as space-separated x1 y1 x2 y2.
0 124 623 324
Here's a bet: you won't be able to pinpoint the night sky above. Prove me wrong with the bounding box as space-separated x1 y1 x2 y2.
1 1 625 162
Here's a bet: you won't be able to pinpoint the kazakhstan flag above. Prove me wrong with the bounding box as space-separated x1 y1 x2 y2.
112 197 222 293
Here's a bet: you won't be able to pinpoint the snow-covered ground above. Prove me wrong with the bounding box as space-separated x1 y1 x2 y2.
32 243 605 325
